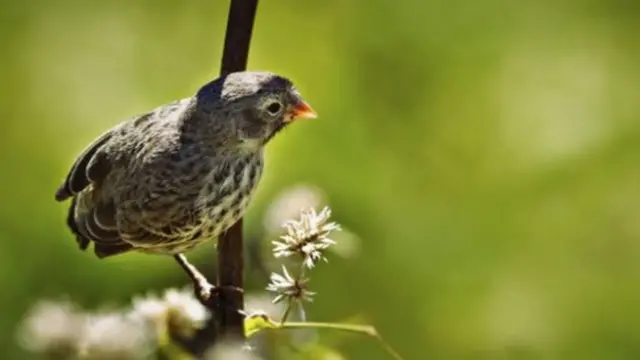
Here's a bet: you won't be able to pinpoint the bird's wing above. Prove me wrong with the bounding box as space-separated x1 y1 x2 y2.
55 105 165 202
55 129 114 201
57 99 197 257
71 191 134 257
55 115 144 258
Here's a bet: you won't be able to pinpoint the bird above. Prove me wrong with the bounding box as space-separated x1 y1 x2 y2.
54 71 317 298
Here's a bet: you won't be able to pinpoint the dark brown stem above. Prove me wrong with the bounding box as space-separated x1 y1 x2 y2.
220 0 260 75
215 219 246 340
173 0 259 357
215 0 260 342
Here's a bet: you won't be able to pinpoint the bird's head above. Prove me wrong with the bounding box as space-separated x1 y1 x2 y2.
197 71 317 149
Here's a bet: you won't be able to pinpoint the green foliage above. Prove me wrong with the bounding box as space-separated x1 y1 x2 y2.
1 0 640 359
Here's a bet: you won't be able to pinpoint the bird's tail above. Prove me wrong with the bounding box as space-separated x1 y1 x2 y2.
67 191 133 258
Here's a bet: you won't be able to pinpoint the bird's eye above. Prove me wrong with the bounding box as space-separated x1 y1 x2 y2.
266 101 282 115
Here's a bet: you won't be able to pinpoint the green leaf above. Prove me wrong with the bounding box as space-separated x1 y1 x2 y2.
244 312 279 338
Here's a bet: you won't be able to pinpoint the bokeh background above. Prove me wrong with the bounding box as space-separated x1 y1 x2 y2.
1 0 640 359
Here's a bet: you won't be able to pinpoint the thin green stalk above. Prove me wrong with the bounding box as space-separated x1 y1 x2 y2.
277 322 405 360
280 298 294 325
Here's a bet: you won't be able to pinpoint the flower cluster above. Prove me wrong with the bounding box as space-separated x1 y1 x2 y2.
266 206 341 323
271 207 341 269
266 265 315 305
18 288 209 359
131 287 209 339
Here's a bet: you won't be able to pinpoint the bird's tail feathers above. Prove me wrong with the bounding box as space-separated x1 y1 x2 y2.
67 192 133 258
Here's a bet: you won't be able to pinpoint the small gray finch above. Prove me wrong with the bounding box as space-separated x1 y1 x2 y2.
55 71 316 297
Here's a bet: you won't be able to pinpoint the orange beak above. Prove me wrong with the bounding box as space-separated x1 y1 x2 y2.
285 101 317 122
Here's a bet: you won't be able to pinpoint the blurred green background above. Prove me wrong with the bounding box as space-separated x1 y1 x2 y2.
2 0 640 358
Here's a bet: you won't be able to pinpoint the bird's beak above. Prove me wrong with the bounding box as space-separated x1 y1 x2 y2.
284 101 317 122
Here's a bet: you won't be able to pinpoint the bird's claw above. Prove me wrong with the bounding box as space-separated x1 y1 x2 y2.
195 284 244 304
196 282 216 302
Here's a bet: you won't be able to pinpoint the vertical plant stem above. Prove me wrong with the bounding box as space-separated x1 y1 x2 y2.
219 0 260 75
173 0 260 356
215 0 260 342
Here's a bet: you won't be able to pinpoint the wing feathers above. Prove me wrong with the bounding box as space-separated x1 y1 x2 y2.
55 130 113 201
70 192 133 258
67 197 90 250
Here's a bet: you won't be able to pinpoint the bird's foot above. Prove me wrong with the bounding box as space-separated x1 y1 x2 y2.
196 284 244 305
173 254 243 305
174 253 215 303
196 281 216 302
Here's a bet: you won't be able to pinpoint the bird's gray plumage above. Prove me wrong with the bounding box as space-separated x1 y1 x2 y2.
55 71 310 258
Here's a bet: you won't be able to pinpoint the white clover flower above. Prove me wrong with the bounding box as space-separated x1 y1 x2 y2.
266 265 315 305
272 206 341 268
17 300 84 357
163 288 209 337
78 311 152 360
130 287 209 339
130 292 167 328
